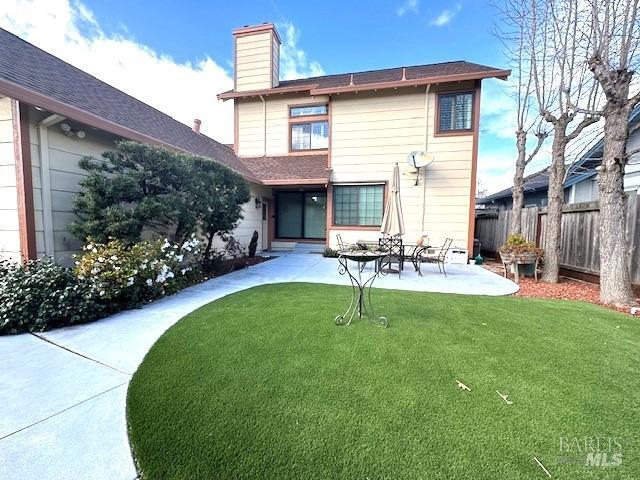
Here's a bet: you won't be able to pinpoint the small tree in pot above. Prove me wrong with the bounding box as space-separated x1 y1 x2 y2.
499 234 544 282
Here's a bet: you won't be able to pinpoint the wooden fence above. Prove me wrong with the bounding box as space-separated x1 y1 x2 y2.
474 192 640 284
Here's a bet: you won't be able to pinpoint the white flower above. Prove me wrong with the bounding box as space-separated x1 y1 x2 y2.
175 254 184 262
181 268 188 275
166 271 174 279
97 257 104 263
90 268 101 275
110 255 118 261
114 266 121 271
161 239 171 251
99 290 105 296
146 278 153 287
126 277 134 286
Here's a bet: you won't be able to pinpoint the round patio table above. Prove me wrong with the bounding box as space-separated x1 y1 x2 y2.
335 251 388 328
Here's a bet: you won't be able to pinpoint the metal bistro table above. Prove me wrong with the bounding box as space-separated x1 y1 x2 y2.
335 250 388 328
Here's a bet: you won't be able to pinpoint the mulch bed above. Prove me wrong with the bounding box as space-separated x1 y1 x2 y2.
481 259 639 316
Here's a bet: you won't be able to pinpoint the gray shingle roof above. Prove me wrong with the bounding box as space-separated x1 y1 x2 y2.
0 27 255 178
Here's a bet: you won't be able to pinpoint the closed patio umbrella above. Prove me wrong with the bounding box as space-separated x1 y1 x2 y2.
380 163 405 237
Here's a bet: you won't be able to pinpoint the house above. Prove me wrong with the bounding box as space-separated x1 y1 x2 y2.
219 23 509 255
477 106 640 210
0 23 509 265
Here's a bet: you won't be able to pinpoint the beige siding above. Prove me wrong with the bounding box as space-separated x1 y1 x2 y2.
235 32 273 92
0 97 20 261
329 86 475 250
211 183 272 254
237 95 329 157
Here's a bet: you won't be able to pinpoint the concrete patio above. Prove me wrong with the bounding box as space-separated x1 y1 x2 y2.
0 249 517 480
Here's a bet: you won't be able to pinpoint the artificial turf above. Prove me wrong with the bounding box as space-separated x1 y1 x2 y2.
127 283 640 479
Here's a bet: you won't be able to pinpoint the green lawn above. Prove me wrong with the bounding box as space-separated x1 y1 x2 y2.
127 283 640 479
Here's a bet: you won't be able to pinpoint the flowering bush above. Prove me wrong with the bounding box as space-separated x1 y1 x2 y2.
75 236 202 309
0 258 103 334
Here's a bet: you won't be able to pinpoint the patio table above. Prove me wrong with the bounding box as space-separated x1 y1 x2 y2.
335 251 388 328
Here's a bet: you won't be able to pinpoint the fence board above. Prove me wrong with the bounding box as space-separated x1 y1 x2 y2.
475 192 640 282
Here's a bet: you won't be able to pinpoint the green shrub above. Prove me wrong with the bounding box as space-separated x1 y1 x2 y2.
499 234 543 256
75 237 202 309
70 141 250 247
248 230 259 258
0 258 104 335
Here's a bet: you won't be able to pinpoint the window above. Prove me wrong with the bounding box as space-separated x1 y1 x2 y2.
437 92 474 133
333 184 384 226
290 105 327 117
289 104 329 151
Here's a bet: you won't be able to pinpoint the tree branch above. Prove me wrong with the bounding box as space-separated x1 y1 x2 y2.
566 115 601 142
525 130 549 166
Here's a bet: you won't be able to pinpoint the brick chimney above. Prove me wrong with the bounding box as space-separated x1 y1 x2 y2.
233 23 281 92
192 118 201 133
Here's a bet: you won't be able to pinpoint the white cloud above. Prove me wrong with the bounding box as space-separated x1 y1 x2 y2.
397 0 420 16
277 21 324 80
429 3 462 27
0 0 235 142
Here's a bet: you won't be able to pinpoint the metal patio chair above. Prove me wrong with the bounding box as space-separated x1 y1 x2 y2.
378 235 404 279
419 237 453 277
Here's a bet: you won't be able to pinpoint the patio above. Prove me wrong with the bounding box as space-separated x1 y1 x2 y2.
0 249 516 480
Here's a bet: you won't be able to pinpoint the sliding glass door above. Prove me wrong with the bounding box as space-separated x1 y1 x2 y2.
276 191 326 240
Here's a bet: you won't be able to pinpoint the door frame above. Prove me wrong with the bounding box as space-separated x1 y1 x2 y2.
273 190 327 241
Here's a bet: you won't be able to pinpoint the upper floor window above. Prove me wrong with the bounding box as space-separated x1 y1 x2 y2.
437 92 474 133
289 104 329 151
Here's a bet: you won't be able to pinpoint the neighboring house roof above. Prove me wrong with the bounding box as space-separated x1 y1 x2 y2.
240 155 330 185
478 168 550 204
218 61 510 100
478 105 640 204
0 27 257 180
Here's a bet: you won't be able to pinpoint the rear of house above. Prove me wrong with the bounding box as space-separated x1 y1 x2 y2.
0 23 508 264
220 24 509 255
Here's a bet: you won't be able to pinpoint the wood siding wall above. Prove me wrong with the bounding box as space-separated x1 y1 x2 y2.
235 32 274 92
0 97 20 261
236 95 329 157
475 192 640 284
329 85 475 250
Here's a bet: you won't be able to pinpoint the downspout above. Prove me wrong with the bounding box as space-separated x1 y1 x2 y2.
421 85 431 233
37 114 65 258
259 94 266 156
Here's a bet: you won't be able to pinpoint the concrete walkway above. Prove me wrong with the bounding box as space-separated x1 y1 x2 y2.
0 250 517 480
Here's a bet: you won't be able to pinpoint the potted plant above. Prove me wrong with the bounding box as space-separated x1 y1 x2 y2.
499 234 544 280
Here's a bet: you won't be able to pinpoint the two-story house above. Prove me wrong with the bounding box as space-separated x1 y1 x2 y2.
0 23 508 264
219 24 509 255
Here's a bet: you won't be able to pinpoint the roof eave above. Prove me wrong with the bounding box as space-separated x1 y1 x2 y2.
308 70 511 95
260 177 330 186
0 77 260 183
217 84 318 101
218 69 510 100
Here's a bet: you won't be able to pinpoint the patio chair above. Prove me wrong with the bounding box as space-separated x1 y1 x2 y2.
378 235 404 279
419 237 453 277
336 234 348 250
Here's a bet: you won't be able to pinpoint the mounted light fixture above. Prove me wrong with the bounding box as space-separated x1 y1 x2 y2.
60 122 86 139
255 196 262 209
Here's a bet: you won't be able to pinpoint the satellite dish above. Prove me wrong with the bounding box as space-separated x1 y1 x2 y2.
407 151 433 169
407 151 433 185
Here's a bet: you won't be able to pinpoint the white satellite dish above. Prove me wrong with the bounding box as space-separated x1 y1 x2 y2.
407 151 433 185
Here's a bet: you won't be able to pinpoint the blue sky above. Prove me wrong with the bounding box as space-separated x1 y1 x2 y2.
1 0 531 194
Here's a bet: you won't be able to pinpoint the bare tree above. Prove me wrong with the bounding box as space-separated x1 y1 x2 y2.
587 0 640 306
529 0 601 283
495 0 549 234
